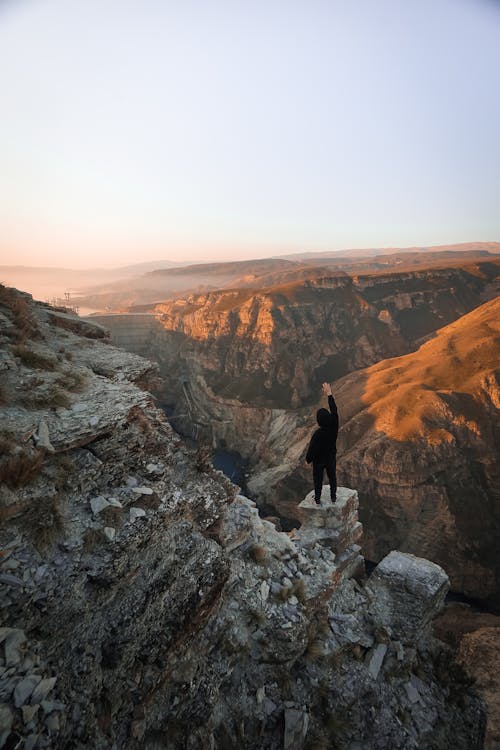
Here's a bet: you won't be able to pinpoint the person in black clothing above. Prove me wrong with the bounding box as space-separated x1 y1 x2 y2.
306 382 339 504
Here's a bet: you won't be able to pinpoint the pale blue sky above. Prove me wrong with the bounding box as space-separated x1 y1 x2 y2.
1 0 499 268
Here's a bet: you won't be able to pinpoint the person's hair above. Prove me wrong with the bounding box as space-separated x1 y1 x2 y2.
316 408 331 427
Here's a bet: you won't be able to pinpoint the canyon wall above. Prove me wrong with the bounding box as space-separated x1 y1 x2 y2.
0 288 486 749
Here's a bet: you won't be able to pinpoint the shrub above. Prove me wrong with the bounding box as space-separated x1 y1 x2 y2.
82 527 106 552
291 577 308 603
195 444 212 472
23 494 65 548
100 505 124 527
19 386 71 409
0 285 39 341
0 446 45 489
305 637 324 661
246 607 266 627
305 731 329 750
12 345 56 371
249 543 268 564
328 649 346 672
55 453 75 474
127 405 152 433
56 370 87 392
278 585 291 602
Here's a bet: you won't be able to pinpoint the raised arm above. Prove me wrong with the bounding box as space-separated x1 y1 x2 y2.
322 382 339 435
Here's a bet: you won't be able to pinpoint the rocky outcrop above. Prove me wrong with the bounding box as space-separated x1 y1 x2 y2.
0 288 485 749
458 628 500 750
434 603 500 750
366 551 449 643
294 487 364 582
90 262 498 410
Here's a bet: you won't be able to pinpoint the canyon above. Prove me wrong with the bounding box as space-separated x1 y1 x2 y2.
88 261 500 609
0 287 488 748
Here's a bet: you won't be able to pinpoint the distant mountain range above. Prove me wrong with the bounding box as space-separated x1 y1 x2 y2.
2 242 499 311
70 243 500 312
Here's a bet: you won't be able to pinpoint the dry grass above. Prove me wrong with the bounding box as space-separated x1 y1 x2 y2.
249 543 268 564
22 494 65 549
82 527 106 552
328 648 346 672
55 453 75 474
246 607 266 627
127 405 152 433
56 370 87 392
278 585 291 602
132 493 161 511
0 443 45 489
291 577 308 603
52 453 76 490
195 444 212 472
100 505 124 528
305 731 329 750
0 491 30 524
0 285 39 341
0 434 13 454
359 295 500 442
19 386 71 410
305 637 324 661
12 345 56 371
350 643 363 661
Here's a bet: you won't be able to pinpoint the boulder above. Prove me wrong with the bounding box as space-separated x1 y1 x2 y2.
366 551 449 643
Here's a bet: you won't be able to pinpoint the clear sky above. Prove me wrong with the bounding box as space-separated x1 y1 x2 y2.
1 0 499 268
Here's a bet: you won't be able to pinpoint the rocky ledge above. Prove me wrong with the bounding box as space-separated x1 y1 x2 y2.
0 288 486 749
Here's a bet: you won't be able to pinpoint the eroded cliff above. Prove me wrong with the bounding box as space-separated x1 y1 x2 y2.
0 287 485 750
147 264 498 409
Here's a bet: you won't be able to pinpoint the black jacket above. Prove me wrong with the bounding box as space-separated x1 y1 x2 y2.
306 395 338 465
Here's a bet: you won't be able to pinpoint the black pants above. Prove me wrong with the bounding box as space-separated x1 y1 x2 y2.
313 457 337 502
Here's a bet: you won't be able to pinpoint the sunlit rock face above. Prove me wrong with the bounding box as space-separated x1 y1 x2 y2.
147 266 493 409
334 296 500 608
93 264 496 410
0 287 485 750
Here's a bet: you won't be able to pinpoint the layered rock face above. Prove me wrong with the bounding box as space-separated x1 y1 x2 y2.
0 288 485 749
332 297 500 608
92 262 498 410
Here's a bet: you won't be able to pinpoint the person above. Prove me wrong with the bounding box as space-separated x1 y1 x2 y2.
305 382 338 504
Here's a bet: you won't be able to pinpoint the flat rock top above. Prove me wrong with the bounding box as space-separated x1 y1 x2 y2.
370 550 449 597
299 486 358 512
